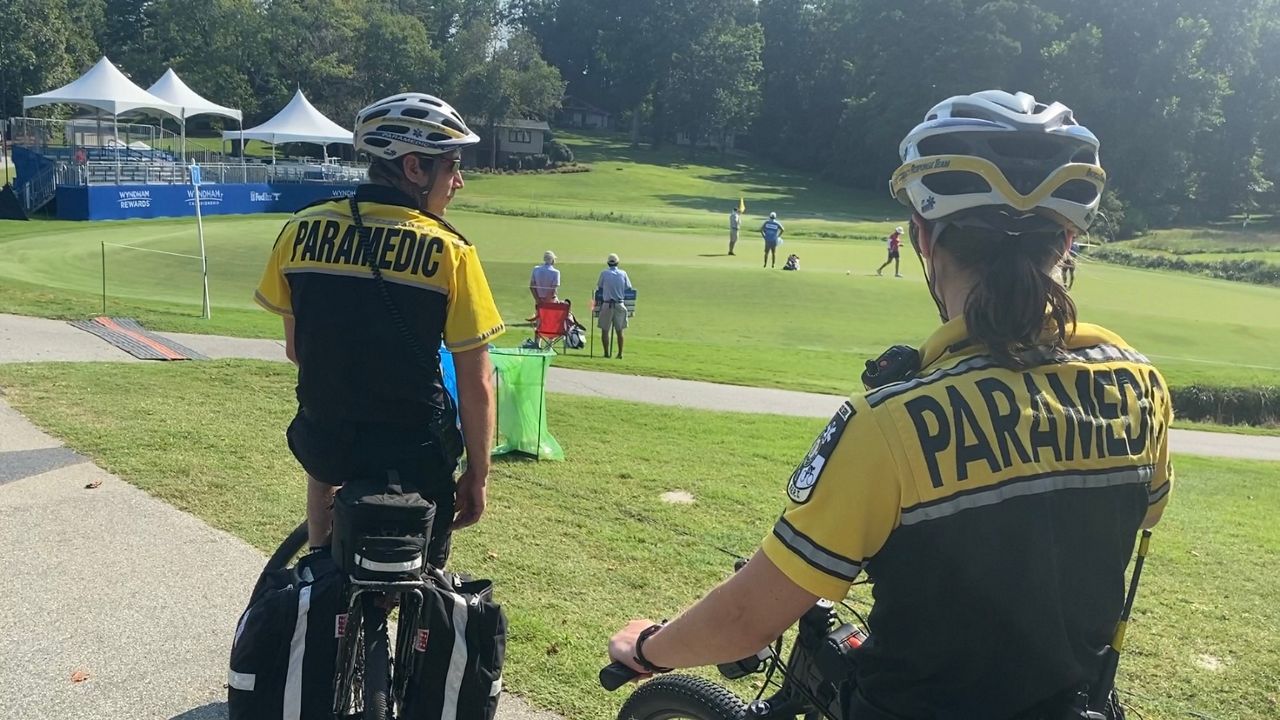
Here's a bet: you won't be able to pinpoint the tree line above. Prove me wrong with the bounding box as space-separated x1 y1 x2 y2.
3 0 1278 230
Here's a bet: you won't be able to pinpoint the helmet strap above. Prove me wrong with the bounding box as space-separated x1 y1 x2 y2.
910 216 950 323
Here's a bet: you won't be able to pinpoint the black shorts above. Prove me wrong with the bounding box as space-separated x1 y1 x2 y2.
288 406 458 566
887 249 900 260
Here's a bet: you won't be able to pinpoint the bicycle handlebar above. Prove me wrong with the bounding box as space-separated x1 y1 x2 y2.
599 662 642 691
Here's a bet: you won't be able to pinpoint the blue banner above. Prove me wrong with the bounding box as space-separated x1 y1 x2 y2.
55 183 359 220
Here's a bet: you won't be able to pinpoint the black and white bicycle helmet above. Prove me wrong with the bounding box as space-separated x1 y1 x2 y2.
890 90 1105 233
354 93 481 159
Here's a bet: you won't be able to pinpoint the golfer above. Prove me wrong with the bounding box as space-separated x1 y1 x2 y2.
596 253 633 359
877 226 905 277
760 212 784 268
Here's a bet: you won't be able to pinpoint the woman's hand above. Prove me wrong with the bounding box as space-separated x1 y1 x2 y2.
608 618 661 676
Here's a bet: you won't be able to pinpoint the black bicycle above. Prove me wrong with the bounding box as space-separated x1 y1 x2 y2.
267 521 431 720
599 578 869 720
600 536 1152 720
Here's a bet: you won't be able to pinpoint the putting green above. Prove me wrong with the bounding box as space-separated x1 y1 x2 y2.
1 211 1277 394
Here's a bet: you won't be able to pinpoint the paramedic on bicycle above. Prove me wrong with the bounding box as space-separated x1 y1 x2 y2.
608 91 1174 719
254 92 505 566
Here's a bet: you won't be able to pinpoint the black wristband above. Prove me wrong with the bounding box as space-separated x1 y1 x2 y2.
633 622 673 674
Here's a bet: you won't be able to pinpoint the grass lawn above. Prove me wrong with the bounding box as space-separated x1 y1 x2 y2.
2 211 1279 394
0 360 1275 720
1131 227 1280 255
456 130 901 238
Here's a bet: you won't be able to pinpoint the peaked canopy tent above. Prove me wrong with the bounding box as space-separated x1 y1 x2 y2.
23 57 183 176
147 68 243 161
223 90 352 163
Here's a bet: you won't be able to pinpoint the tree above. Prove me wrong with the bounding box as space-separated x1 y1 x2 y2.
450 26 566 167
664 20 763 152
0 0 100 118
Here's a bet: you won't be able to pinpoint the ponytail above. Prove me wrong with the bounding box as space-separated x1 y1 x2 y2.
936 226 1076 368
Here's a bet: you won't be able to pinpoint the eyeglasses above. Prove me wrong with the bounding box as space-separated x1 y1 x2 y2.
439 156 462 175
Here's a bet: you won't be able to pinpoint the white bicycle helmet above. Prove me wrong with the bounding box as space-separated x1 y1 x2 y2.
354 93 481 159
890 90 1105 233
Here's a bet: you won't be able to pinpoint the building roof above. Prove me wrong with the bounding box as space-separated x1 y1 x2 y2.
495 119 551 132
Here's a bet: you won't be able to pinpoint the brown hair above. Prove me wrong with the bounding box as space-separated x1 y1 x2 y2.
935 225 1076 368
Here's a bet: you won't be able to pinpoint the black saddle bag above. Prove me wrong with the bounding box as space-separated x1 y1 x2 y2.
400 570 508 720
332 472 436 583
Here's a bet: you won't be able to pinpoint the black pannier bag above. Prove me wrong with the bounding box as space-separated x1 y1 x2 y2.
400 572 508 720
332 472 437 583
228 552 345 720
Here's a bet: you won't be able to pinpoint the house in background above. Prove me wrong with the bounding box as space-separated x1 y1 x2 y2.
463 118 552 167
496 119 550 155
558 97 612 130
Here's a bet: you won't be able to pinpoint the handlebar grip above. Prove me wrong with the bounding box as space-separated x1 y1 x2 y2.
599 662 642 691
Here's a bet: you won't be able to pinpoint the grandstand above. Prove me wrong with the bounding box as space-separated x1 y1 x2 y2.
6 57 364 220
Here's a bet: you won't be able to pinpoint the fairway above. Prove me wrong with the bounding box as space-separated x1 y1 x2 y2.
2 210 1279 393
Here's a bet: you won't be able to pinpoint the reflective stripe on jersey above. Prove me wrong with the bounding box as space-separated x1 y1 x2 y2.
759 316 1174 717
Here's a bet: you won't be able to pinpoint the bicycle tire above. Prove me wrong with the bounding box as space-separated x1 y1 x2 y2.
265 520 308 572
362 595 391 720
617 675 747 720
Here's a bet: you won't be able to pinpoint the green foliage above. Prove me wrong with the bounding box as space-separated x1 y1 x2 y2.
1170 384 1280 427
546 139 574 164
1093 245 1280 287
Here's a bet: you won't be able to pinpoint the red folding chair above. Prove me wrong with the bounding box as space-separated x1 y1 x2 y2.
533 301 573 353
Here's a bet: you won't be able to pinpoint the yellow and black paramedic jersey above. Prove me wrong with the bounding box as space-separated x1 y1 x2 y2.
255 184 505 424
761 318 1173 719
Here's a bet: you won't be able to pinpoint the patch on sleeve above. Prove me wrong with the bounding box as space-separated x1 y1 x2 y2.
788 401 855 504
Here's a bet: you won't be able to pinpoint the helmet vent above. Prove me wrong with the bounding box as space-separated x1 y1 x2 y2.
364 137 392 148
989 136 1060 161
427 132 451 142
377 124 412 135
362 108 392 121
917 134 973 157
440 117 466 134
922 171 992 195
1052 180 1100 204
418 97 443 106
400 107 431 119
1071 148 1098 164
950 107 988 120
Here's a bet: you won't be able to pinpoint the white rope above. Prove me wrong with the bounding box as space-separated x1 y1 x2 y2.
101 242 203 260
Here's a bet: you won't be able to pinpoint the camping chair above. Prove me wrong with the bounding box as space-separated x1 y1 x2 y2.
532 301 574 353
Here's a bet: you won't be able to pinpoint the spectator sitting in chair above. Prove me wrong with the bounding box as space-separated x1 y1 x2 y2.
597 253 633 359
528 250 560 322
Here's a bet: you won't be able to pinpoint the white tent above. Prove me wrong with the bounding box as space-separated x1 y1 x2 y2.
23 56 183 176
223 89 351 161
147 68 243 160
147 69 242 122
23 56 182 119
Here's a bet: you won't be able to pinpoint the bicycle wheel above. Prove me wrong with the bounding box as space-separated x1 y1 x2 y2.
362 595 391 720
265 520 308 572
618 675 747 720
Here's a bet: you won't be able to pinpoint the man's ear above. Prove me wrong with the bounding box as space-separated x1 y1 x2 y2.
400 154 430 185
